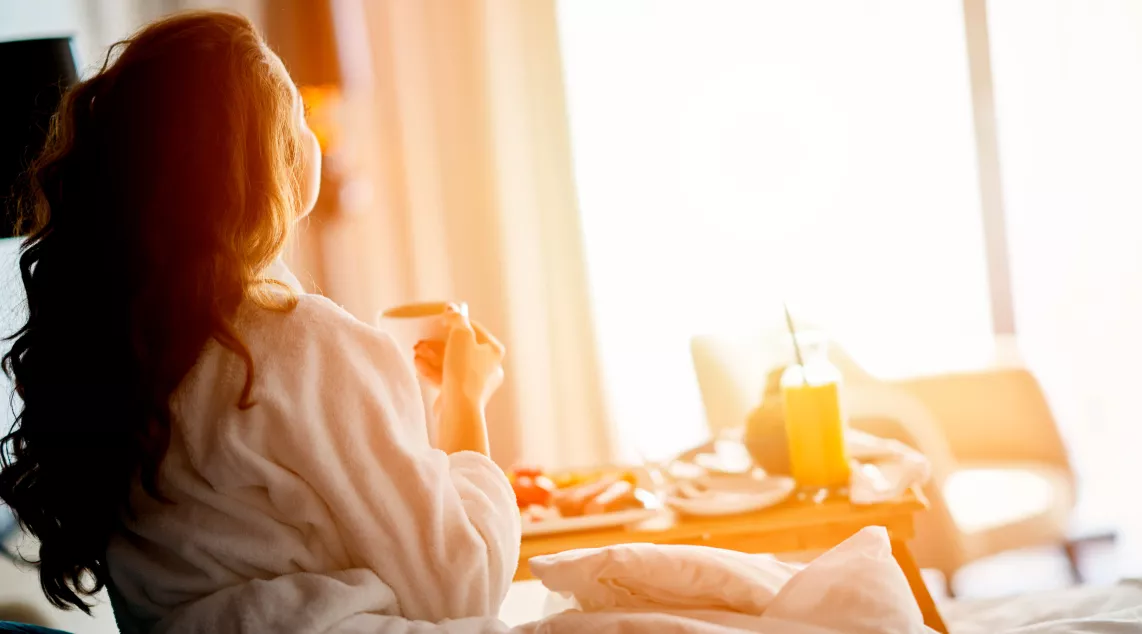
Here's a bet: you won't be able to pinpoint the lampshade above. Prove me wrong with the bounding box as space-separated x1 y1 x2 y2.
0 37 79 238
263 0 341 88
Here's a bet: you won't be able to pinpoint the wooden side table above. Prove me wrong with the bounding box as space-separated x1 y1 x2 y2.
515 488 947 633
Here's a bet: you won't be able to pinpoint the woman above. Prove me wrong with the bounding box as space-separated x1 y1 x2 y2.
0 11 519 633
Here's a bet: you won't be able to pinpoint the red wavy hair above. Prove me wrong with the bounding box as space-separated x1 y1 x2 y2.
1 11 307 611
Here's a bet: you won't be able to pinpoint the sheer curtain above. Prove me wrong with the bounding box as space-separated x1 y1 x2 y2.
557 0 994 462
308 0 616 469
987 0 1142 554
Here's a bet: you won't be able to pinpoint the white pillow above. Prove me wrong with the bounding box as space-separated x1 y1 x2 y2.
527 527 927 634
762 527 925 634
528 541 800 614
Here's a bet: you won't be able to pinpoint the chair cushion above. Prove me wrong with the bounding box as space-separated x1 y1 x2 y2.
943 462 1074 557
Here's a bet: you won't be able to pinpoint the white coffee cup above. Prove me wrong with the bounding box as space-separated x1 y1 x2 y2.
377 301 468 445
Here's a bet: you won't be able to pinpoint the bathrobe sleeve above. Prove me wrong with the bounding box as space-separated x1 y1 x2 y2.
250 295 521 622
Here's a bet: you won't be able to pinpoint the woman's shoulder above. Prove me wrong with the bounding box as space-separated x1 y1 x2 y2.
185 293 413 415
260 292 357 330
238 293 397 359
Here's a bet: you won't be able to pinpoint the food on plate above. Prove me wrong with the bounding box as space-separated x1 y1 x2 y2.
509 466 556 508
552 474 619 517
521 504 561 524
512 465 543 478
549 471 582 489
510 465 651 522
551 468 638 489
583 479 641 515
674 480 711 499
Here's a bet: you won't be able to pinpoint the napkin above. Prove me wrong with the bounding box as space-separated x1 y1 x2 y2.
846 429 931 504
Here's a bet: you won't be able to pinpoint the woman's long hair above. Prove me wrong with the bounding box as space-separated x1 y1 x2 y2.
0 11 306 611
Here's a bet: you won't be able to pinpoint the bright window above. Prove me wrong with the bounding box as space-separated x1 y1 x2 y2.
987 0 1142 534
557 0 994 461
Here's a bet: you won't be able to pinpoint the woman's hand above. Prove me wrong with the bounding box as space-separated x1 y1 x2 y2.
413 308 504 455
414 307 505 440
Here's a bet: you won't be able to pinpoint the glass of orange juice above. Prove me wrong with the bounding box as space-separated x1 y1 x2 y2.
780 333 850 499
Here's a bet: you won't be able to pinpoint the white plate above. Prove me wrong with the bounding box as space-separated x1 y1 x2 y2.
665 476 796 517
521 506 662 537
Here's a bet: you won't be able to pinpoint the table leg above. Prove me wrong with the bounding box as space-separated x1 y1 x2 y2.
891 539 947 633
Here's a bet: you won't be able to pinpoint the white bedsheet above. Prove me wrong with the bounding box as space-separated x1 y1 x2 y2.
946 581 1142 633
503 557 1142 633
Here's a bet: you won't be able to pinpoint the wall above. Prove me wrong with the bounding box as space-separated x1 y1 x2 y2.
0 0 261 73
0 0 144 72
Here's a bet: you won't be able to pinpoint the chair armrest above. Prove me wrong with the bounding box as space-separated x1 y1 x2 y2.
890 369 1071 472
845 383 959 487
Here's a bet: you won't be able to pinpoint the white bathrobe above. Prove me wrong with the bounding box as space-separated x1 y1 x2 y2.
106 266 520 633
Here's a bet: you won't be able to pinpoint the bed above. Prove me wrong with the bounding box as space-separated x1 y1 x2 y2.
499 577 1142 632
3 235 1138 633
944 582 1142 633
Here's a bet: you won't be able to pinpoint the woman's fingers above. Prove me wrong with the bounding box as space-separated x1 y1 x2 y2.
442 306 472 329
470 320 505 359
427 312 504 362
415 340 445 365
439 306 501 359
414 355 443 386
414 340 445 386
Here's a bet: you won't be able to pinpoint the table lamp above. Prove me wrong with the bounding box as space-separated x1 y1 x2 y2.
264 1 347 221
